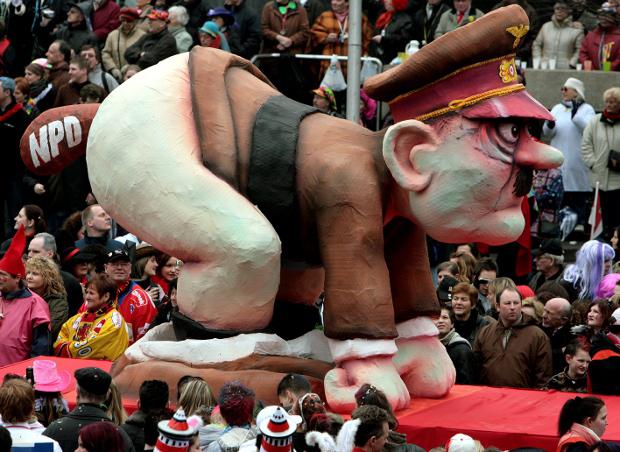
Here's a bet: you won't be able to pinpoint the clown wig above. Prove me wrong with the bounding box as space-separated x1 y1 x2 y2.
563 240 615 300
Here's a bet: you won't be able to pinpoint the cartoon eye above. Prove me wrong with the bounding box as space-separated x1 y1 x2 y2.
496 122 520 145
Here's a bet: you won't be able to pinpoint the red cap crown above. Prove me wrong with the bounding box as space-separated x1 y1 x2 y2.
0 226 26 278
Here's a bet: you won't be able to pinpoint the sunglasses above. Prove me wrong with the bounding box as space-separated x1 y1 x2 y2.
478 278 491 285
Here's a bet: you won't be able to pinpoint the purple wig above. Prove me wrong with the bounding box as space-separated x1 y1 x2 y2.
596 273 620 299
563 240 615 300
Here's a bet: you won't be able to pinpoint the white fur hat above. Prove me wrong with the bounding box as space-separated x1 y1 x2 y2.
564 77 586 100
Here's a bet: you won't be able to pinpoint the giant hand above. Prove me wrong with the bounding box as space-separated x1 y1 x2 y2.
324 356 410 413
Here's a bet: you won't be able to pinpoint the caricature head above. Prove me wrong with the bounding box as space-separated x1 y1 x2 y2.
364 5 563 246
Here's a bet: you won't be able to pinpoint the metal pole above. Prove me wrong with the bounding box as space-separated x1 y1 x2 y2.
346 0 361 123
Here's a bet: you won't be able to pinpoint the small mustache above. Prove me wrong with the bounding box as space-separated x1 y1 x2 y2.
513 167 533 197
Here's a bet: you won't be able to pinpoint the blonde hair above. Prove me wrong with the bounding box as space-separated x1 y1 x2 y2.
106 381 127 425
522 297 544 323
26 256 67 299
179 379 216 417
604 87 620 103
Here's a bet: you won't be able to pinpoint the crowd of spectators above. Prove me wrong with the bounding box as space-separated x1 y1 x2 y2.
1 0 620 450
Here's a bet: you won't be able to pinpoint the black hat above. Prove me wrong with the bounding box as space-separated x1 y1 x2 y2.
533 238 564 257
107 249 131 263
437 276 459 302
74 367 111 395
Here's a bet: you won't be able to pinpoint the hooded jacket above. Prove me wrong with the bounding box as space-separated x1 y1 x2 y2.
53 1 97 53
532 15 584 68
579 25 620 71
474 313 553 388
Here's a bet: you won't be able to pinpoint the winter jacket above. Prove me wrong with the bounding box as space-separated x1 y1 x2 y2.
543 323 573 374
440 329 476 385
434 7 484 39
29 79 56 112
170 25 193 52
532 16 584 69
102 26 147 77
581 114 620 192
44 293 69 341
125 29 179 69
454 309 496 345
542 101 595 192
200 424 226 451
578 25 620 71
311 10 372 73
75 234 123 251
44 403 135 452
412 2 449 44
47 62 71 91
473 313 553 388
226 1 262 59
261 1 310 54
53 80 90 108
92 0 120 42
384 430 425 452
369 11 412 65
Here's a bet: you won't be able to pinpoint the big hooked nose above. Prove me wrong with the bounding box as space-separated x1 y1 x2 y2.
516 138 564 169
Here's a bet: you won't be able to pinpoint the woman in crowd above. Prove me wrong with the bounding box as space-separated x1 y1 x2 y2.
450 250 476 283
369 0 412 65
132 243 165 307
437 261 461 284
5 205 47 250
581 87 620 240
23 59 56 112
33 359 71 427
153 254 181 295
25 256 69 341
542 78 595 226
106 382 128 426
435 308 475 385
76 421 124 452
557 396 607 451
522 297 545 324
312 0 372 76
562 240 615 302
54 274 129 360
149 278 178 330
587 299 613 336
178 379 216 417
198 21 230 51
533 1 584 69
13 77 39 116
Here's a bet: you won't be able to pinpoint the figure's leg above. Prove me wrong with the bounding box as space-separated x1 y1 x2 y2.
87 54 281 331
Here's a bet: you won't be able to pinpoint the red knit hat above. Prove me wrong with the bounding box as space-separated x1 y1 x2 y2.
0 226 26 278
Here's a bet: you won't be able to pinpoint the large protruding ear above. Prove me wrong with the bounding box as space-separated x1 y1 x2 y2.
383 119 440 192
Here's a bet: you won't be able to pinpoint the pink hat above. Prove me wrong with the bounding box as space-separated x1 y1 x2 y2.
33 360 73 393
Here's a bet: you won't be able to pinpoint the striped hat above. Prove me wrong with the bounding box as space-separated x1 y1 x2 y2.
154 408 196 452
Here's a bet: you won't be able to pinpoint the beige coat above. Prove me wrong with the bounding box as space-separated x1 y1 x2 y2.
581 114 620 192
102 26 147 78
434 8 484 39
532 16 583 68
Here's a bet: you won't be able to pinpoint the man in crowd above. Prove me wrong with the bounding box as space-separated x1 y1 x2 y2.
27 232 84 315
542 297 573 374
579 4 620 71
413 0 450 44
528 239 565 292
92 0 120 44
81 44 119 93
0 227 51 367
473 257 498 316
44 368 135 452
46 40 72 90
349 405 390 452
124 10 178 70
451 282 496 345
76 204 123 251
434 0 484 39
277 373 312 412
543 340 590 392
53 1 97 54
104 249 157 343
121 380 173 451
0 77 31 238
223 0 261 59
102 7 146 80
474 286 552 388
54 56 91 107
